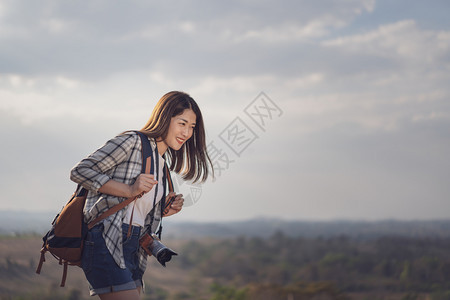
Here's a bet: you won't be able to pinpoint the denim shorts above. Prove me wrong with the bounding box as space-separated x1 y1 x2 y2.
81 223 142 296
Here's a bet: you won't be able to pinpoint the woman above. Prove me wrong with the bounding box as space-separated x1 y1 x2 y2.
70 91 213 299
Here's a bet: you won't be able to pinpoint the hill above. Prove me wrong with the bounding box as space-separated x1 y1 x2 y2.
2 212 450 299
1 210 450 239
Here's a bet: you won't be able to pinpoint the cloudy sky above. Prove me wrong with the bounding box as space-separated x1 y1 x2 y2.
1 0 449 222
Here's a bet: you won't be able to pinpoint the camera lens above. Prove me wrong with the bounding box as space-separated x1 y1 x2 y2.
156 248 178 267
148 238 178 267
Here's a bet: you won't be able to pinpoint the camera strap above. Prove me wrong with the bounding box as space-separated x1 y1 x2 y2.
150 140 161 227
155 162 174 239
147 140 174 239
134 134 175 240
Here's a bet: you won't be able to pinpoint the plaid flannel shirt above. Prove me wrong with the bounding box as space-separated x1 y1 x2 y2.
70 131 163 280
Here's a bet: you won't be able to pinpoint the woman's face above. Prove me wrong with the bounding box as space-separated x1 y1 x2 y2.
164 108 197 151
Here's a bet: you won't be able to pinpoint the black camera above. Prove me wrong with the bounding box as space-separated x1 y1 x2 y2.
139 233 177 267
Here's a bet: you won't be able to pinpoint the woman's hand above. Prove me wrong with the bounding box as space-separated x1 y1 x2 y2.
163 192 184 217
129 174 158 198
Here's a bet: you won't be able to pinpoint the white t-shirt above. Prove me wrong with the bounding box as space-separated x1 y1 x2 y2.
123 147 166 227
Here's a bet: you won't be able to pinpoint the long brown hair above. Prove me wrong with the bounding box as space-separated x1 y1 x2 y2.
140 91 213 183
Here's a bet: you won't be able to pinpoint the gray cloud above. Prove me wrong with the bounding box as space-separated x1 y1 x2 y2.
0 0 449 221
0 0 375 79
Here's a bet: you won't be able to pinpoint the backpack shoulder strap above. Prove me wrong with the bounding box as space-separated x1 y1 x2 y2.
87 131 153 229
136 131 154 174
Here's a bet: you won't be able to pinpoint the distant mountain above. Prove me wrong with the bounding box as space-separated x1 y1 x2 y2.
0 210 57 235
1 211 450 239
163 218 450 240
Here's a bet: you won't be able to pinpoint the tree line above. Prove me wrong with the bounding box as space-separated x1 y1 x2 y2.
2 232 450 300
172 232 450 299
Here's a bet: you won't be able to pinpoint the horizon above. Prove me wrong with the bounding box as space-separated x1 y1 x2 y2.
1 209 450 224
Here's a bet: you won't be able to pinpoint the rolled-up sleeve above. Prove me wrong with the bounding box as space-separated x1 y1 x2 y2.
70 133 136 193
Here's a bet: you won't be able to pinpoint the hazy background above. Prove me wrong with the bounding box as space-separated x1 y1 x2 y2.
1 0 449 222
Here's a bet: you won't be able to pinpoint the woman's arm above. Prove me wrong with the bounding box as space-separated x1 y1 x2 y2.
98 174 158 198
70 134 136 192
71 133 146 192
71 133 159 198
